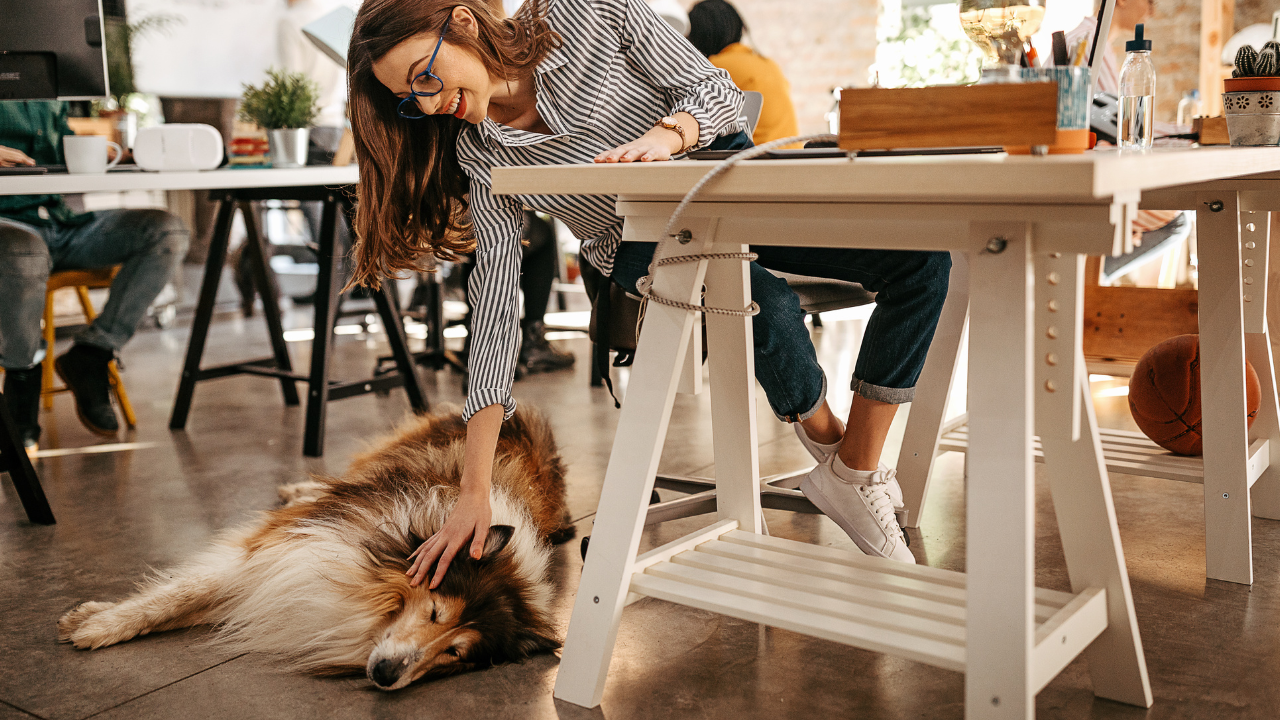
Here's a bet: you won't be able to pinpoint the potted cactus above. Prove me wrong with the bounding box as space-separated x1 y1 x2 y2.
1225 41 1280 92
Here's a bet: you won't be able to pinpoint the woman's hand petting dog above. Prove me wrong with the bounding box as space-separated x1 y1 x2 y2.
407 486 493 589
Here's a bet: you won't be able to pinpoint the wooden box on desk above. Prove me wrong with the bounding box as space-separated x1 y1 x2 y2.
838 83 1059 150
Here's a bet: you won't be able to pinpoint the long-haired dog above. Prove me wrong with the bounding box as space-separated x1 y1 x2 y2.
57 407 571 690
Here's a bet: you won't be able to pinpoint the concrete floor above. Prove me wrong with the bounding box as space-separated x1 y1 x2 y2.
3 301 1280 720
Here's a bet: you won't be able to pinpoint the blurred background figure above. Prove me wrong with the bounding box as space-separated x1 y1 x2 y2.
687 0 799 145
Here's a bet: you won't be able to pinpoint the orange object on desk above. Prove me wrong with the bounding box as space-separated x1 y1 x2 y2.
1004 128 1091 155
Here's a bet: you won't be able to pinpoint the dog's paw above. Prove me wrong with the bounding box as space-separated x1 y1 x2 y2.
278 481 328 507
57 602 117 645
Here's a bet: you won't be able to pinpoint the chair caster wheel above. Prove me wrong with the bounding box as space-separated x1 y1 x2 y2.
580 535 590 562
650 489 661 505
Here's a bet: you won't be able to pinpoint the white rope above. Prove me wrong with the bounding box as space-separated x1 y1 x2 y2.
634 133 840 317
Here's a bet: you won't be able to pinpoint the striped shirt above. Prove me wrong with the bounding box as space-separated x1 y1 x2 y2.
456 0 745 422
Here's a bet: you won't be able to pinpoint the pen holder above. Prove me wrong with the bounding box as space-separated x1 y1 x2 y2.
1006 66 1091 154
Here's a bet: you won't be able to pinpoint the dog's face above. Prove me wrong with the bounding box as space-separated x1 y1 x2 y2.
365 525 559 690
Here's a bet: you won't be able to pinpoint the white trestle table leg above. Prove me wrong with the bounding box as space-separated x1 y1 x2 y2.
898 251 970 528
1196 191 1254 585
1244 211 1280 519
965 223 1035 719
553 222 718 707
1035 252 1153 708
703 238 762 531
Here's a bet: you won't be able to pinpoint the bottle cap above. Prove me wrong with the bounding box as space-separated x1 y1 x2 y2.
1126 23 1152 52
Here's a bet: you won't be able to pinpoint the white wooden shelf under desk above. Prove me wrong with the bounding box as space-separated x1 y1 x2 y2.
494 148 1280 719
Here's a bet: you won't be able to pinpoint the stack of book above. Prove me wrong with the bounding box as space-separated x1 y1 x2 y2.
228 136 271 168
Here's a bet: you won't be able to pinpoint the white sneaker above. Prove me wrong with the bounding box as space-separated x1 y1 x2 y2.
793 423 905 514
800 457 915 563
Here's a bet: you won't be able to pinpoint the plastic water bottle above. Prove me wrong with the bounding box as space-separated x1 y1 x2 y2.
1118 24 1155 150
1176 89 1201 127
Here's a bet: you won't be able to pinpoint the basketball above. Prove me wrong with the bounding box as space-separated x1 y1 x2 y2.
1127 334 1261 456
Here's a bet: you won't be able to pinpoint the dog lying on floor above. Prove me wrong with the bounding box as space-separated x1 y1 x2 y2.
57 407 571 690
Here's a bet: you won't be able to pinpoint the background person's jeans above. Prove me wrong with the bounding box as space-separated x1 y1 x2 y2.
610 244 950 421
0 209 189 369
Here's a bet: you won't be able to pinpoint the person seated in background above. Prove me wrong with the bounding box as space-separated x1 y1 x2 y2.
517 211 575 375
687 0 799 145
0 101 190 453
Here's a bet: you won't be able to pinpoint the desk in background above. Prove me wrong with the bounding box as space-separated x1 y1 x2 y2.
0 167 426 462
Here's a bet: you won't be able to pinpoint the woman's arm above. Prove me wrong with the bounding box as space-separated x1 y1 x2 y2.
406 404 502 588
593 0 744 151
406 178 525 587
594 111 699 163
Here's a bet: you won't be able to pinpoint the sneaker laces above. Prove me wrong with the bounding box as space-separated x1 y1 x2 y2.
856 467 903 536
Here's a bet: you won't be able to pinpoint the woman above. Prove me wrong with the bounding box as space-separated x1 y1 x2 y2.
347 0 950 587
687 0 799 145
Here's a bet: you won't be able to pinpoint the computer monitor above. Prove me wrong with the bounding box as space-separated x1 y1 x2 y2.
0 0 109 101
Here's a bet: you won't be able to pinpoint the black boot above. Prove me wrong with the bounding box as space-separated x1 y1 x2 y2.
519 321 576 374
2 365 42 453
54 344 119 435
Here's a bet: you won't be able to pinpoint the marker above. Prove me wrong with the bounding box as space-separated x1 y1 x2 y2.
1052 31 1069 66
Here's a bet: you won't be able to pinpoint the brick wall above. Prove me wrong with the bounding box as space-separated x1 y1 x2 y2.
680 0 879 135
681 0 1272 128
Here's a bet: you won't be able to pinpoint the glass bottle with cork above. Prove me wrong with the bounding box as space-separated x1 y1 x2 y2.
1119 23 1155 150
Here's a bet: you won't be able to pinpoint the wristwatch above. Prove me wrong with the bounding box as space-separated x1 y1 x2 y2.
655 116 692 154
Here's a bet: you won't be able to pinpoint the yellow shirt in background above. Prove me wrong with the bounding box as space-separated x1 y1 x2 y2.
708 43 800 145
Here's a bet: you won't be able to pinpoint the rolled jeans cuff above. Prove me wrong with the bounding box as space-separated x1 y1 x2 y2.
852 377 914 405
775 371 828 423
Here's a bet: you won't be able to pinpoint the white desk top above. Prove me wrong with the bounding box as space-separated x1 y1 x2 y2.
0 165 359 197
492 147 1280 204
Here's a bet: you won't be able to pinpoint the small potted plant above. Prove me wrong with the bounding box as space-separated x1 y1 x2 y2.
238 69 321 168
1223 42 1280 146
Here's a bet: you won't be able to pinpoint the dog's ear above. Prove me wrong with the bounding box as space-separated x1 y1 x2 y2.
513 627 562 657
481 525 515 559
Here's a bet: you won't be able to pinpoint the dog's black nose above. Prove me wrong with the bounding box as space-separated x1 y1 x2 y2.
370 658 402 688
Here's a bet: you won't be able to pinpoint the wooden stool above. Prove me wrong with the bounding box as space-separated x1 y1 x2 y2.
42 267 137 428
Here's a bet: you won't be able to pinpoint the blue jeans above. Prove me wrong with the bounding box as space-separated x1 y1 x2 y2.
611 244 951 420
0 209 189 369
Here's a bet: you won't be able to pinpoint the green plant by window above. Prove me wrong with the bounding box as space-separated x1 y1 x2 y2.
239 69 322 130
875 4 980 88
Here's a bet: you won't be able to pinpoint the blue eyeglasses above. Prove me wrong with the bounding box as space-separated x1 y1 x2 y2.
397 15 452 119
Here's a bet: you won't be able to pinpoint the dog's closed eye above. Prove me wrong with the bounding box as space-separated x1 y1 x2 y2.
443 646 460 657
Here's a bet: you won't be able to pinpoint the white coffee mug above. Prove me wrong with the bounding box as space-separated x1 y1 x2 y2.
63 135 123 174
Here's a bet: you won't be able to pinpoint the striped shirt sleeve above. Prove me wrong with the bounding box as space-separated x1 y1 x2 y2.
461 180 525 423
595 0 744 148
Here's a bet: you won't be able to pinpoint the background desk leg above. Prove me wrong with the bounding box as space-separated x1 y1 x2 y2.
0 390 55 525
553 229 714 708
966 223 1035 720
1037 249 1151 707
1197 192 1254 585
704 232 761 532
898 250 969 528
303 197 340 458
239 201 300 407
170 195 235 430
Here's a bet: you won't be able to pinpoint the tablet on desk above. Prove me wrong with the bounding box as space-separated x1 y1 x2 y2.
0 166 49 175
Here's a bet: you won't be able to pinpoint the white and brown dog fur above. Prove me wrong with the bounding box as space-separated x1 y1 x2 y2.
57 407 571 690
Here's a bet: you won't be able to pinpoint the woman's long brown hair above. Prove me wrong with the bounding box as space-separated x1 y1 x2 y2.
347 0 561 287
